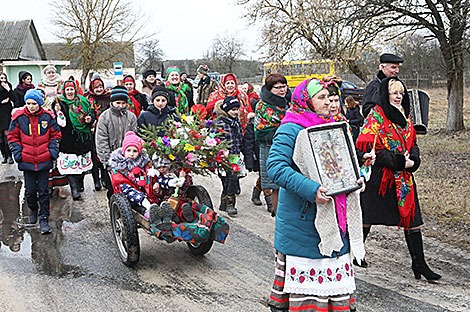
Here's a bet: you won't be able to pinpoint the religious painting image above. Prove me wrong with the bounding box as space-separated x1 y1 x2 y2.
307 123 361 196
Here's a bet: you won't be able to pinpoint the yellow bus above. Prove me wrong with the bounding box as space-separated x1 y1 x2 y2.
263 59 336 88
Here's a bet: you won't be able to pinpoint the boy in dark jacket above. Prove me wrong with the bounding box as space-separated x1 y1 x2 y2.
8 89 61 234
214 96 243 217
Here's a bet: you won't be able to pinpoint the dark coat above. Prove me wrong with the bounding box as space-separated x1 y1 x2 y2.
54 97 95 155
137 105 178 137
241 118 259 171
7 107 61 171
0 82 14 130
362 70 388 118
345 106 363 141
360 77 423 227
214 101 243 155
165 86 195 110
13 87 30 108
131 92 149 112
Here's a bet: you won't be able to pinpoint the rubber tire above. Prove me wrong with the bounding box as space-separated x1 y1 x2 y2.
109 193 140 267
186 185 213 209
187 240 214 256
185 185 214 255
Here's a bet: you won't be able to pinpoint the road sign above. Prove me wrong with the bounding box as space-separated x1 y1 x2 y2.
113 62 123 81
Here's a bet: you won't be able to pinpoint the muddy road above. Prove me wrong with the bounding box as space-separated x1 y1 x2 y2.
0 165 468 312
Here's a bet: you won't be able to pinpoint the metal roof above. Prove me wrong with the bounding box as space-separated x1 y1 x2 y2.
0 20 46 61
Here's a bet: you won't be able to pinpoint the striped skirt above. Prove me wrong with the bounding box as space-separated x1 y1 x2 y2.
268 251 356 312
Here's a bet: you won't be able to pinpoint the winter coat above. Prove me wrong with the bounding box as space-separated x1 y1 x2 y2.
214 100 243 155
358 77 423 227
7 107 61 172
0 81 14 130
95 105 137 167
267 122 350 259
108 148 152 193
242 118 259 172
164 83 195 112
137 105 178 137
196 76 218 106
362 70 388 118
141 79 157 100
54 96 95 155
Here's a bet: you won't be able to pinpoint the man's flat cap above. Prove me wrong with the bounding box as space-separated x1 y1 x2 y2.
380 53 404 63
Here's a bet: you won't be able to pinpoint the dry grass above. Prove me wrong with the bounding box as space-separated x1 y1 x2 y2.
413 88 470 250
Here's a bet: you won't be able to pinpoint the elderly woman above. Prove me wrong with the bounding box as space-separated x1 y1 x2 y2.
137 86 178 136
37 65 63 110
266 78 366 312
53 80 95 200
253 73 291 215
357 77 441 281
0 73 14 164
163 66 194 115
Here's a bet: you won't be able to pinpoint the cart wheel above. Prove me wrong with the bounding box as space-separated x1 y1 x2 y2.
109 193 140 267
187 240 213 255
187 185 213 209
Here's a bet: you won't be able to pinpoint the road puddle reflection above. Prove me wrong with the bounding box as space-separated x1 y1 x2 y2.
0 180 85 277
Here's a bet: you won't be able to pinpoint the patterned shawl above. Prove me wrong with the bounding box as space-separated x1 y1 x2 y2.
254 85 289 140
357 104 416 228
123 75 144 117
58 80 92 142
85 78 110 120
164 80 190 115
208 73 251 133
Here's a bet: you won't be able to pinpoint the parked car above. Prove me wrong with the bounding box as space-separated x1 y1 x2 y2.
342 80 365 105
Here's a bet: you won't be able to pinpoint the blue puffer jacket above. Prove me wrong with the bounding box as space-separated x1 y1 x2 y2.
267 122 350 259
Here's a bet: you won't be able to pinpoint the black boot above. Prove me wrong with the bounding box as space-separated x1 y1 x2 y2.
251 187 262 206
265 194 274 215
405 229 441 281
226 195 238 217
39 216 51 234
29 209 38 224
219 195 228 212
91 167 102 191
7 156 13 164
77 174 85 192
68 175 81 200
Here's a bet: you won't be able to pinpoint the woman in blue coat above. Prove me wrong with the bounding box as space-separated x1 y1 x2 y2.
266 78 366 312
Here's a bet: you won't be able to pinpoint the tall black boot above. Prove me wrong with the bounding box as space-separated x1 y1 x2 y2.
68 175 81 200
265 194 274 214
91 166 102 191
219 195 228 212
77 174 85 192
251 187 262 206
405 229 441 281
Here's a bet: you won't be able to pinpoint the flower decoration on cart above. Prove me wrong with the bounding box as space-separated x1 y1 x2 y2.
139 111 242 177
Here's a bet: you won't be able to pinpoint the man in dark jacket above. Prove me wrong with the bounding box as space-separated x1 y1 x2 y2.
362 53 403 118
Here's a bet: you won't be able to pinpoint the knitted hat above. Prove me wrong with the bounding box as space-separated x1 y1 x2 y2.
122 131 144 155
43 65 57 74
122 75 135 86
197 65 209 75
221 96 240 112
110 85 129 102
18 71 32 82
104 80 114 90
24 89 44 106
150 85 170 103
143 69 157 79
166 66 180 75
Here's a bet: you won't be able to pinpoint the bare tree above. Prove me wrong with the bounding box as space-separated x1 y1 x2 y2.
237 0 383 82
352 0 469 132
135 38 164 74
204 33 245 73
51 0 148 86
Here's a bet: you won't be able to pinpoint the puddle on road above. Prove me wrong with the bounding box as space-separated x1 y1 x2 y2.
0 180 85 278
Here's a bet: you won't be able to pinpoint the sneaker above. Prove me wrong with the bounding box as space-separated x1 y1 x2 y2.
39 219 52 234
29 210 38 224
181 203 194 223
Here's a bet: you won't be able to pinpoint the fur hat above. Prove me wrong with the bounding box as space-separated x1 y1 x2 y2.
24 89 44 106
221 96 240 112
110 85 128 102
122 131 144 155
143 69 157 79
197 65 209 75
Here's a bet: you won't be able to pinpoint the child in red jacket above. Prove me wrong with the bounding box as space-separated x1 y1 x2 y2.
8 89 61 234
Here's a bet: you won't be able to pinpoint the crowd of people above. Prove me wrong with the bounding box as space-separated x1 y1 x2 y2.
0 53 442 311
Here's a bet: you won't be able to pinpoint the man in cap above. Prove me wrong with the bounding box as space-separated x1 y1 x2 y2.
362 53 404 118
196 65 218 106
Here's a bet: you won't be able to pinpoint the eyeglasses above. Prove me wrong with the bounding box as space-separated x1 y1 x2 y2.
272 84 288 90
389 91 405 96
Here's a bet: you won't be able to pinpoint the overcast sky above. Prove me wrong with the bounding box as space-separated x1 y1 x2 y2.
0 0 261 60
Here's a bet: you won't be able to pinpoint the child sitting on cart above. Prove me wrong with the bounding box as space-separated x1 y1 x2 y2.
108 131 175 229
